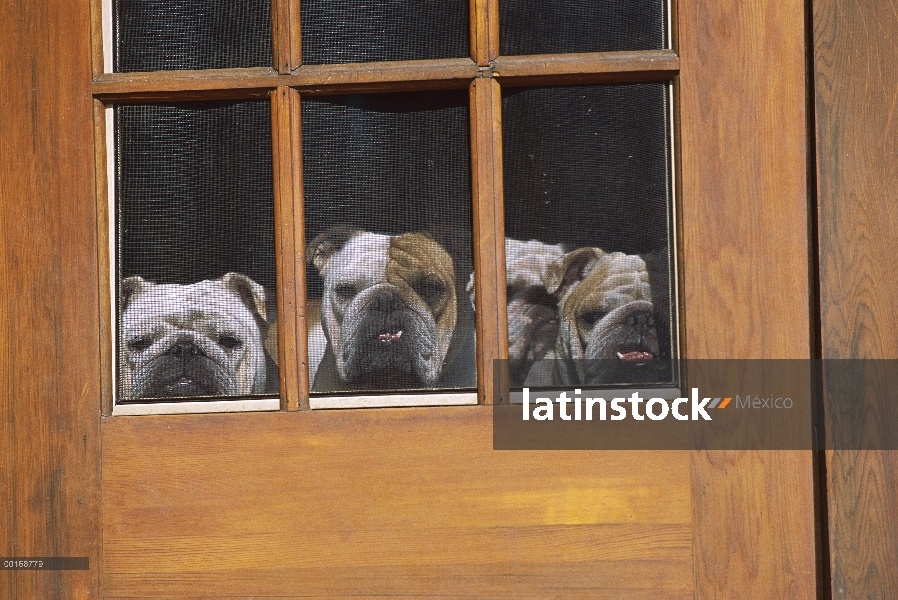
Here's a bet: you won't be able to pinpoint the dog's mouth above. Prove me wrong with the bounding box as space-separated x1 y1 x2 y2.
154 373 218 397
341 310 436 389
137 341 230 398
174 375 203 388
376 325 403 344
617 350 654 364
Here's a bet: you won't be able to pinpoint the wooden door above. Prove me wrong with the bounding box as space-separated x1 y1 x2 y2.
1 0 818 597
814 0 898 596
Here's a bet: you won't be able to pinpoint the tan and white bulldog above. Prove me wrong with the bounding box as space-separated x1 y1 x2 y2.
119 273 275 399
525 247 661 386
308 228 476 392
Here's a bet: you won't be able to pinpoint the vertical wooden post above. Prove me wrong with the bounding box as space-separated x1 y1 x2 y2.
471 0 499 66
94 99 115 416
272 0 301 72
470 77 508 404
272 87 308 410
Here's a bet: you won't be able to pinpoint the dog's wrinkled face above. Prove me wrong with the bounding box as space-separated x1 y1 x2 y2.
119 273 269 399
310 229 458 389
547 248 659 364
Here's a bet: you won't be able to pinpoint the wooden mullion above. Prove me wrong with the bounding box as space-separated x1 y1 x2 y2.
272 87 309 410
470 78 508 405
290 89 310 410
272 0 301 72
470 0 486 65
488 0 500 62
272 0 288 72
471 0 498 66
290 0 302 68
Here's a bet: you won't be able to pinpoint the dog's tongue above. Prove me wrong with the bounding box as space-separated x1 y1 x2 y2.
617 351 653 363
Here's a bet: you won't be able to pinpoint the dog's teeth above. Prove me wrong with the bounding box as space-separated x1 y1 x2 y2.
617 352 624 359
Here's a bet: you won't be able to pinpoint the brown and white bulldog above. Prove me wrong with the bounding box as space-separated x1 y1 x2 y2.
525 247 662 386
119 273 276 399
307 228 476 392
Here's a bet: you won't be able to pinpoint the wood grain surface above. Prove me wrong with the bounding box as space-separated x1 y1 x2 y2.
678 0 817 596
0 0 102 598
0 0 829 597
814 0 898 596
102 408 692 598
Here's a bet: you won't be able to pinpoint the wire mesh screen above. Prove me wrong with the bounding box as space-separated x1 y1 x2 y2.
114 0 272 72
302 91 476 395
500 0 667 56
115 101 279 402
301 0 469 65
502 84 676 388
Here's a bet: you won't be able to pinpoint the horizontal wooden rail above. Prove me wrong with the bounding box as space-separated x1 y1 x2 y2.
492 50 679 86
92 51 679 102
92 59 482 102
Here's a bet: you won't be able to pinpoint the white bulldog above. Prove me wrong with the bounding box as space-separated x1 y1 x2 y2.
119 273 272 399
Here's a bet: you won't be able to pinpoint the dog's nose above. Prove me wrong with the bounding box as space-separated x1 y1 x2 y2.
625 310 656 328
166 341 206 358
370 291 404 314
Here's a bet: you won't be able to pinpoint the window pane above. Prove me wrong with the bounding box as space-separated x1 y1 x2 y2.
115 101 279 401
502 84 677 388
301 0 468 65
500 0 668 56
114 0 272 72
302 91 476 395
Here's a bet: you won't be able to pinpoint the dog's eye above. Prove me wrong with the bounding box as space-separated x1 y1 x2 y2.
127 337 152 352
579 310 607 329
413 277 446 306
219 335 242 350
334 284 358 301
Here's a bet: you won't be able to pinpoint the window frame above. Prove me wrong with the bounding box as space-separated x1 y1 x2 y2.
91 0 682 415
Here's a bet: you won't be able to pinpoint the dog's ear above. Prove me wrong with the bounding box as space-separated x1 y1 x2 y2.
121 276 150 312
222 272 268 324
545 247 604 296
307 227 360 273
